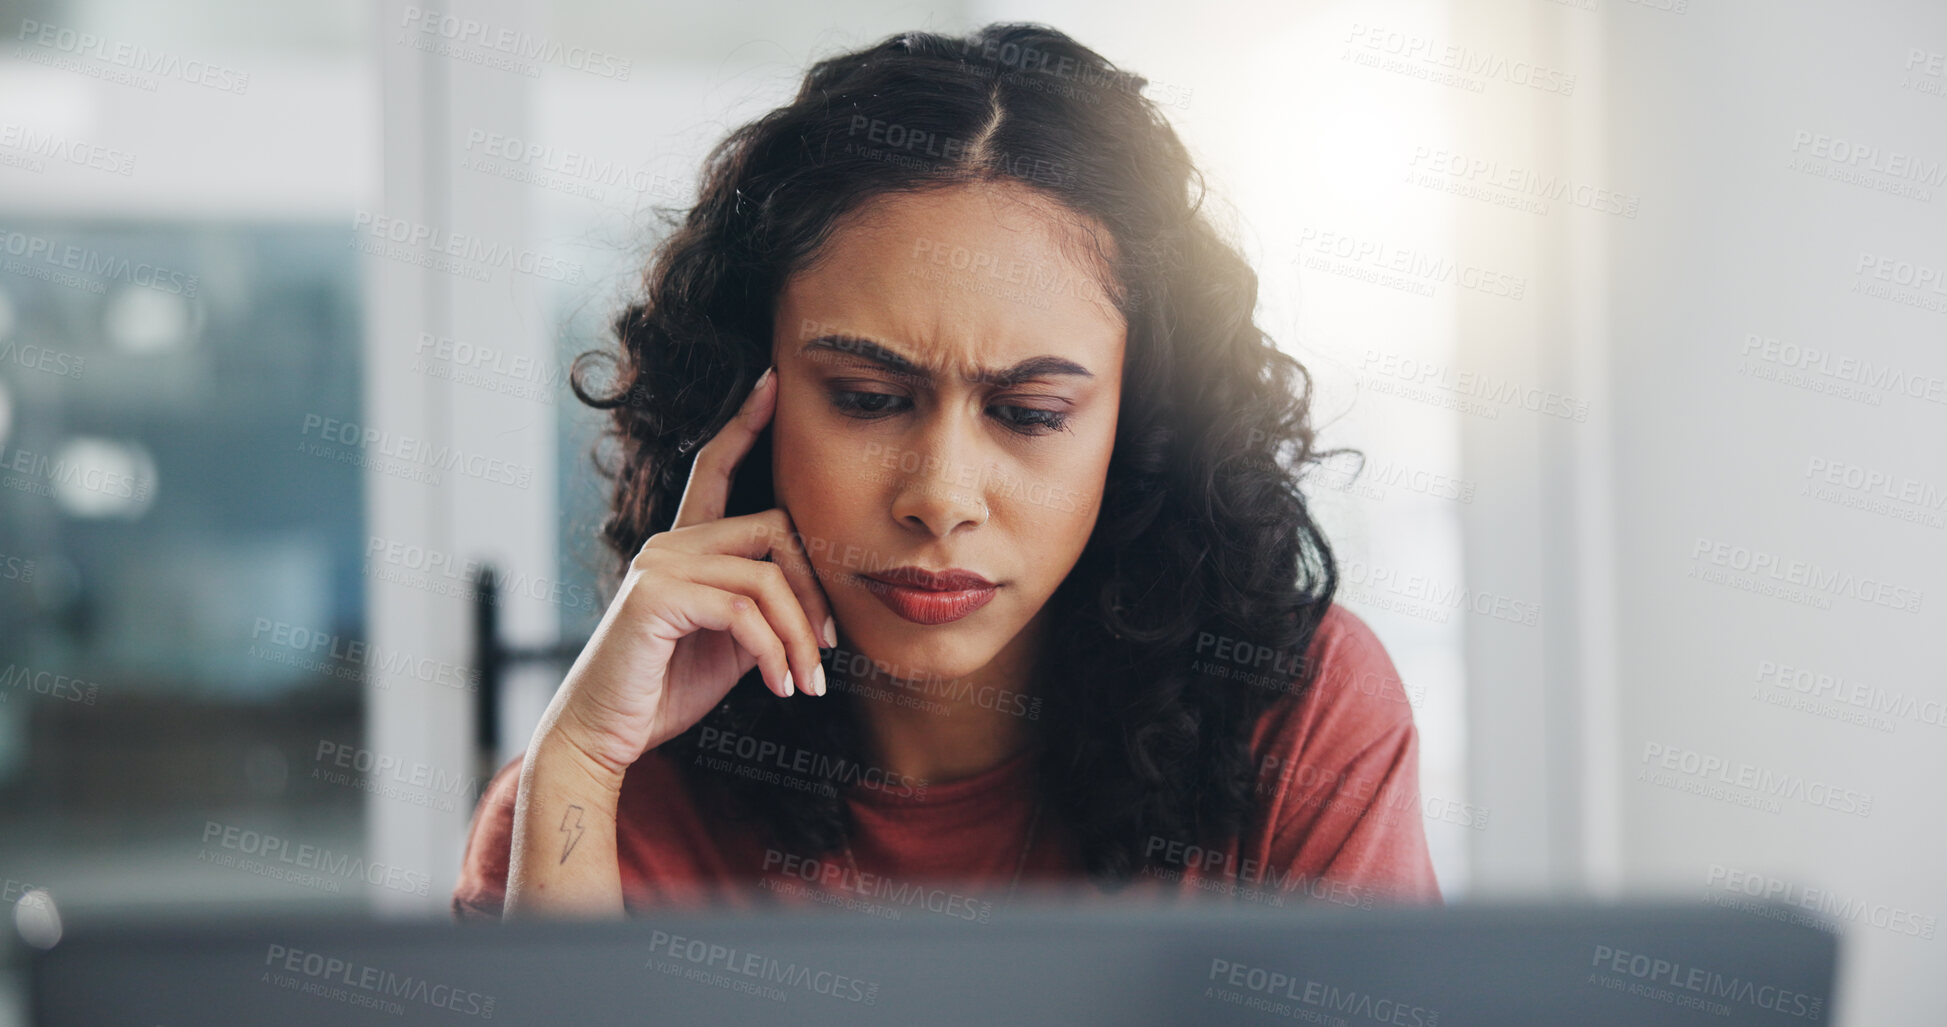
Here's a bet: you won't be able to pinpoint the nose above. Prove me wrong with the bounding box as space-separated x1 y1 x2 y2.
888 417 990 538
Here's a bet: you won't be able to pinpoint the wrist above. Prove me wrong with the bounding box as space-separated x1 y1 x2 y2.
528 731 630 804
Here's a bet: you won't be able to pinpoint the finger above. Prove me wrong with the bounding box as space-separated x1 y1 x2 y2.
671 365 777 530
647 576 796 697
654 510 838 656
763 516 839 654
680 552 830 697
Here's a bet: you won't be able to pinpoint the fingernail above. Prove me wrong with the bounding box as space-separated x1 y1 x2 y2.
812 664 828 697
742 367 775 413
822 615 837 648
781 670 794 697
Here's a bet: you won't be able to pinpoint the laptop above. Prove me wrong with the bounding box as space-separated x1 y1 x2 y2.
31 894 1839 1026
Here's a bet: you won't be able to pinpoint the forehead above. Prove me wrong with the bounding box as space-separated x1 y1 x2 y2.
775 181 1126 374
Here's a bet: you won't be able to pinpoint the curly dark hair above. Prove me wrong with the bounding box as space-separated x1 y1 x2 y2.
567 22 1341 887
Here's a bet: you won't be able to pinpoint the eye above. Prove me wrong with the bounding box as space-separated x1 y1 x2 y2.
990 404 1070 436
830 390 912 419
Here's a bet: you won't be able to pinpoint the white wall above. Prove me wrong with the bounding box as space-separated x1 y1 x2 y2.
1597 2 1947 1023
363 0 561 914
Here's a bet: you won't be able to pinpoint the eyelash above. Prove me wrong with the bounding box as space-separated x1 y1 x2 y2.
829 390 1071 436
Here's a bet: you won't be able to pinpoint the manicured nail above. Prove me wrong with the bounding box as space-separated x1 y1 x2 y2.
812 664 828 697
822 615 837 648
781 670 794 696
742 366 775 416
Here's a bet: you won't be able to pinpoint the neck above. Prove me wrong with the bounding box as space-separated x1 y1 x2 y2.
838 610 1047 786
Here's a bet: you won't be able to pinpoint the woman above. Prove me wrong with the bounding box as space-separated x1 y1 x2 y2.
454 22 1440 921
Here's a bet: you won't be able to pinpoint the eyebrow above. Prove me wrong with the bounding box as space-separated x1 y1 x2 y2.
801 334 1094 387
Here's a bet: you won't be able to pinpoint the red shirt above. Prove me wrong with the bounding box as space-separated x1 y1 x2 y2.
452 603 1442 921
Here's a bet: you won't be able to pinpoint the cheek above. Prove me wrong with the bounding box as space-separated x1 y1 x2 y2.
772 396 830 494
1011 471 1094 552
1003 436 1113 566
772 415 878 543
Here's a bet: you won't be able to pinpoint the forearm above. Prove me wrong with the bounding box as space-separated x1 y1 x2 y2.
503 739 628 920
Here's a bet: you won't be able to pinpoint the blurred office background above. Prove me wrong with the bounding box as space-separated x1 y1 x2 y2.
0 0 1940 1022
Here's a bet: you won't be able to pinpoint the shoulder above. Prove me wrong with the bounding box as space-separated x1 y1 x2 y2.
1239 602 1442 903
1246 602 1417 765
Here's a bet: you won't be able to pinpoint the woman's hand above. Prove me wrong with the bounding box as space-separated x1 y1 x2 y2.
504 365 836 918
541 364 836 779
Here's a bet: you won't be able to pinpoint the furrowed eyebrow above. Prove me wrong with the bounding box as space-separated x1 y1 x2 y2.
803 335 926 378
972 355 1093 387
801 334 1093 387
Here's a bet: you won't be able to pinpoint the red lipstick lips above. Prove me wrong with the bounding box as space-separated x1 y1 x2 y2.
860 566 998 625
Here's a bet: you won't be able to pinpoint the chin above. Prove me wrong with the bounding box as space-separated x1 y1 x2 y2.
835 609 1008 685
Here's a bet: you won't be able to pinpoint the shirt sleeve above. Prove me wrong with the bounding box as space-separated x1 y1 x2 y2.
1249 605 1443 906
451 756 524 923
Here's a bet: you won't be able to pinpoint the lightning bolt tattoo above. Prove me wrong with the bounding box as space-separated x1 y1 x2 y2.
559 804 585 864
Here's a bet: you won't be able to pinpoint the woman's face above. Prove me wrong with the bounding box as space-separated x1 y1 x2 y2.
771 180 1125 684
